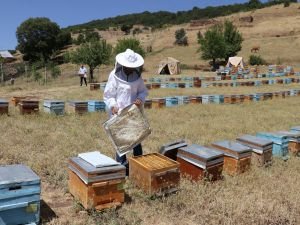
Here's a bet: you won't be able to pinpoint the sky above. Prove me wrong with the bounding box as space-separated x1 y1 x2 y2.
0 0 263 50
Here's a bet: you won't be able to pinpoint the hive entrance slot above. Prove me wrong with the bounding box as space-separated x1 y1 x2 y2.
9 186 21 191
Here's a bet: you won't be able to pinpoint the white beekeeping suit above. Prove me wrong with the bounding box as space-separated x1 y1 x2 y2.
104 49 148 116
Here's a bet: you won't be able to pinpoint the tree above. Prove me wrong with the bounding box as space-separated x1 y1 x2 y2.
75 34 85 45
85 31 101 42
174 28 188 46
16 17 64 62
68 40 112 82
114 38 145 58
56 30 72 49
198 21 243 69
248 0 262 9
120 24 133 35
223 20 243 60
198 24 226 70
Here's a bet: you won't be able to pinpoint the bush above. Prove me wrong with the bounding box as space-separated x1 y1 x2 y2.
249 55 266 65
284 0 290 7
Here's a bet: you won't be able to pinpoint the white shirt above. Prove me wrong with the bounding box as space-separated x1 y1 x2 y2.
104 69 148 114
78 67 87 77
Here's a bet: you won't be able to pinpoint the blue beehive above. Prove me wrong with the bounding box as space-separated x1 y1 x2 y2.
184 82 193 88
100 83 106 90
88 100 106 112
43 100 65 115
201 95 213 104
165 97 178 107
160 83 169 88
153 77 161 83
290 126 300 132
289 89 297 96
148 77 154 82
0 165 40 225
254 80 261 86
268 80 275 85
256 132 289 158
201 83 209 88
213 95 224 104
252 93 262 101
176 96 189 105
169 83 178 88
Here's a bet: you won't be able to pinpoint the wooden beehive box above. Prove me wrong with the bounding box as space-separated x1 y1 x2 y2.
19 99 39 115
189 96 202 104
177 144 224 181
68 156 126 210
0 99 9 115
144 99 152 109
68 101 88 115
159 139 188 161
276 131 300 156
152 98 166 109
43 100 65 115
89 83 100 91
0 164 41 225
211 141 252 176
236 135 273 166
129 153 180 195
256 132 289 158
11 96 27 106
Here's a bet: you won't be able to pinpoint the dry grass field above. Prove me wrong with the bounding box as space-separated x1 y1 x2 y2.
2 2 300 225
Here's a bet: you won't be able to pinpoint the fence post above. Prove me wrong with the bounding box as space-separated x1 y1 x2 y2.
44 66 47 85
0 63 3 84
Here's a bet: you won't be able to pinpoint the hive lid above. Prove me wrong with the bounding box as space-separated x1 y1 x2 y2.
291 126 300 131
0 99 8 103
0 164 40 187
275 131 300 138
211 141 252 159
236 135 273 147
69 157 125 175
178 144 224 161
78 151 120 168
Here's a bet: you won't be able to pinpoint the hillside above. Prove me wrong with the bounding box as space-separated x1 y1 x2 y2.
62 3 300 79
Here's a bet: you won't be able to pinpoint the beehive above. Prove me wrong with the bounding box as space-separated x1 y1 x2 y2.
19 100 39 115
0 165 40 225
159 139 188 161
152 98 166 109
68 156 126 210
236 135 273 166
129 153 180 195
68 101 88 115
43 100 65 115
211 141 252 175
177 144 224 181
0 99 9 115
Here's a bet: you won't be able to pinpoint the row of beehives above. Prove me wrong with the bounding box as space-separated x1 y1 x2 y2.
89 70 300 91
2 125 299 224
0 97 107 116
92 76 300 91
146 89 300 108
1 89 300 116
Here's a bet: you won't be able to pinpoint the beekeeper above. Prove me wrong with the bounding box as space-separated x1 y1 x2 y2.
104 49 148 170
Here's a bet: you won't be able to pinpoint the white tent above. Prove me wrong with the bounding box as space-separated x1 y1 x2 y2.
0 51 14 59
226 57 244 69
157 57 181 75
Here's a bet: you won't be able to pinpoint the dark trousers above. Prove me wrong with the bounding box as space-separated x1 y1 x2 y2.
116 143 143 175
80 76 87 86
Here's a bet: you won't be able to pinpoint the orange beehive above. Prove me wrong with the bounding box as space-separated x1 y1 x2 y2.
129 153 180 195
211 141 252 175
68 157 126 210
